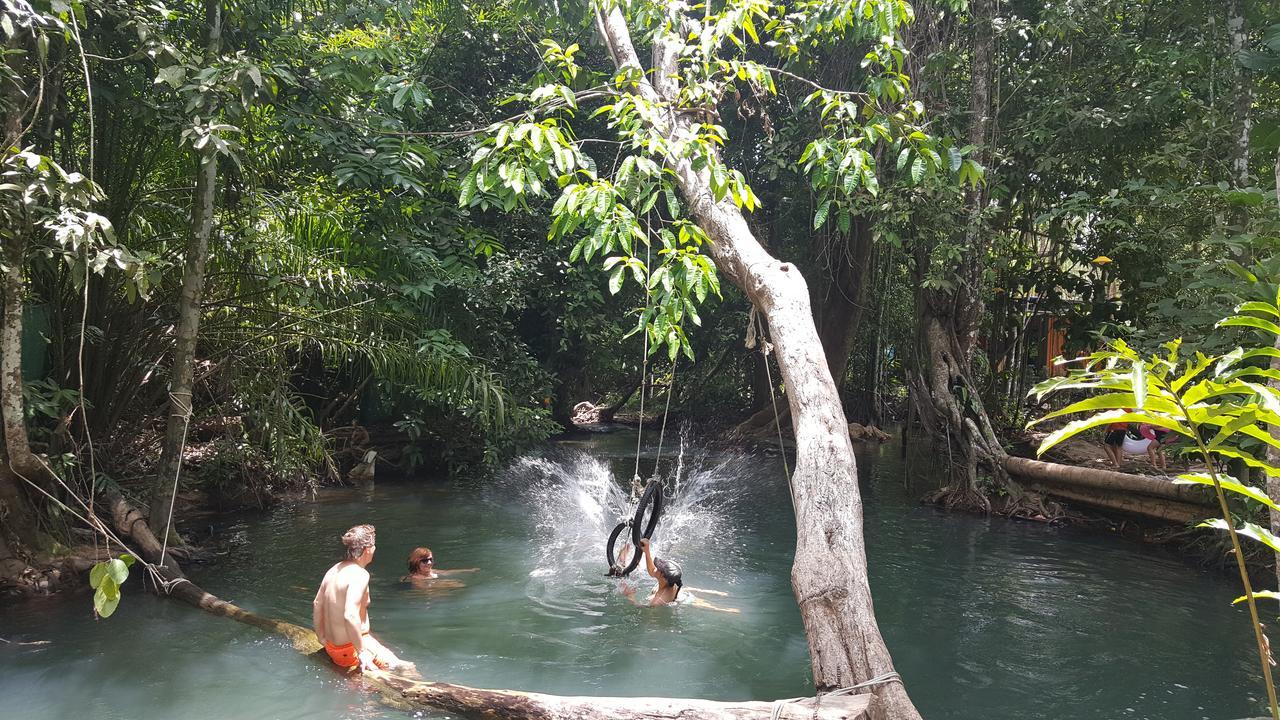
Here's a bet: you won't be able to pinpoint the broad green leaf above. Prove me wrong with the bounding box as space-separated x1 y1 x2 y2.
1175 473 1279 511
1206 410 1259 449
94 587 120 619
1132 361 1147 410
1237 301 1280 319
1211 445 1280 477
1036 410 1189 456
106 558 129 587
1218 316 1280 337
1235 591 1280 605
1240 521 1280 554
1027 392 1179 427
89 562 108 589
1224 260 1259 283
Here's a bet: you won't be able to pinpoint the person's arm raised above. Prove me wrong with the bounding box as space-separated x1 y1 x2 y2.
640 538 658 579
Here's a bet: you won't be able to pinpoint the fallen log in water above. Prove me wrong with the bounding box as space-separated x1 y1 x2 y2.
367 673 874 720
102 490 872 719
1004 456 1216 523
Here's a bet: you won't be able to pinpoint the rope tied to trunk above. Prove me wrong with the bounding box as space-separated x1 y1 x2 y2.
767 673 903 720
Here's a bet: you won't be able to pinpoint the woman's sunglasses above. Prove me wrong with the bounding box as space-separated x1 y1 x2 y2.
419 557 434 565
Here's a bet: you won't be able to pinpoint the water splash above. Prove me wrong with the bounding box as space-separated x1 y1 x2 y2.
496 428 757 613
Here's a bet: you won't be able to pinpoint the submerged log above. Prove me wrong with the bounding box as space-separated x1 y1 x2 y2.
103 491 873 719
1004 456 1216 523
368 672 874 720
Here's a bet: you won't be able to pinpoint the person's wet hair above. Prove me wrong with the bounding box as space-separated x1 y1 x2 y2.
407 547 434 573
653 558 683 598
342 524 376 560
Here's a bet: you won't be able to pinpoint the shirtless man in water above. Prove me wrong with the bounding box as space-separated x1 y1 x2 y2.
313 524 411 672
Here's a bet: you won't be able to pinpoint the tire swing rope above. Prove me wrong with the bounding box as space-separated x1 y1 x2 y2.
608 217 677 577
750 307 793 505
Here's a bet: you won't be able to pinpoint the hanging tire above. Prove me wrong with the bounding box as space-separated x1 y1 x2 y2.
605 521 642 576
630 479 664 550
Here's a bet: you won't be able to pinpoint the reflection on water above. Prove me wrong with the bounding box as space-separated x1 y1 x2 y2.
0 430 1265 720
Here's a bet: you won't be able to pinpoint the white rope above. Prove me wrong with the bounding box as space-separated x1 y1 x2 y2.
768 673 903 720
159 390 193 560
652 352 678 478
631 237 653 499
756 310 793 503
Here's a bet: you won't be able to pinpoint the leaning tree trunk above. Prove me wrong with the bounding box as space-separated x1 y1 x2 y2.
907 0 1019 509
595 8 919 719
151 0 222 534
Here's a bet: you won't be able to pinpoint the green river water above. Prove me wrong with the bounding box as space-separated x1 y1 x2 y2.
0 431 1264 719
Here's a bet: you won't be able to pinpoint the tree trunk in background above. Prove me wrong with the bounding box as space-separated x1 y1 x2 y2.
0 241 45 549
811 216 875 388
908 0 1015 506
595 8 920 718
1228 0 1252 193
1269 154 1280 589
1 37 55 548
151 0 222 534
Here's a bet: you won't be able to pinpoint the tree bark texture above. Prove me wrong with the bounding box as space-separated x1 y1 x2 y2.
595 8 919 719
811 218 875 387
151 0 222 533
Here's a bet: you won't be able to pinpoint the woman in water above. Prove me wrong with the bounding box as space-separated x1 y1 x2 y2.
400 547 478 583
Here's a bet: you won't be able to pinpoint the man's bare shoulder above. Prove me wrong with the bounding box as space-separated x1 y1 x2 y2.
337 562 370 584
320 562 368 589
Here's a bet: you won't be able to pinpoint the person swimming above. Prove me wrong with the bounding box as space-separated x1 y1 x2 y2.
400 546 478 583
614 538 739 612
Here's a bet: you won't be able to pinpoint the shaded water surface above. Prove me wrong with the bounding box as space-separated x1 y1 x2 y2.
0 431 1263 719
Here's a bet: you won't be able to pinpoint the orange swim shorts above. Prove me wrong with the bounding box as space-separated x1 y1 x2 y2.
324 639 389 670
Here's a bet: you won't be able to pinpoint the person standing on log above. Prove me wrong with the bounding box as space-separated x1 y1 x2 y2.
313 524 410 672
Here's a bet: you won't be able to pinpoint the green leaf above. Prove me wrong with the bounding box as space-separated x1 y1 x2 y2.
1132 361 1147 410
1028 392 1179 427
1036 410 1188 456
1238 301 1280 319
814 199 831 229
1175 473 1279 511
106 558 129 587
608 266 625 295
1235 591 1280 605
1201 519 1280 554
1218 316 1280 337
89 562 108 589
1223 260 1259 283
1210 445 1280 478
94 587 120 619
